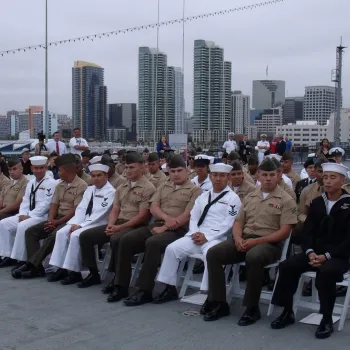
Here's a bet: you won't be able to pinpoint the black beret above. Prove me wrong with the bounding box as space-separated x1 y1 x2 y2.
49 151 58 158
230 161 242 171
81 150 91 158
248 155 259 165
8 157 21 168
315 159 328 168
148 152 159 163
281 152 293 161
168 155 186 169
227 151 240 161
143 148 150 153
117 149 126 156
55 154 76 168
259 158 277 171
89 152 98 160
194 156 210 166
125 151 143 164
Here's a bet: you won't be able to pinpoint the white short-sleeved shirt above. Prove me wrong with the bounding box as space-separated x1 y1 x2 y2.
69 137 89 155
46 141 67 155
222 140 237 154
257 140 270 153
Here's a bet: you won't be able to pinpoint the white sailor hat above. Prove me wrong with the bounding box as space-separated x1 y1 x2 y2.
261 134 267 138
88 164 109 173
29 156 48 166
209 163 233 174
21 148 30 154
194 154 212 165
228 132 234 136
321 163 349 177
329 147 345 157
308 153 316 158
90 156 102 165
266 154 282 161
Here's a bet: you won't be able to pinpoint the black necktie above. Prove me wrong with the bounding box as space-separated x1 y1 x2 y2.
29 179 46 211
309 179 315 185
85 193 94 216
197 191 229 227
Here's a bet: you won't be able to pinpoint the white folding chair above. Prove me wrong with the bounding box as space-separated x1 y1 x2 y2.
293 271 350 331
225 235 291 316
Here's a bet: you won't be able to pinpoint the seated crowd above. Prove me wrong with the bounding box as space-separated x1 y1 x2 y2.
0 145 349 341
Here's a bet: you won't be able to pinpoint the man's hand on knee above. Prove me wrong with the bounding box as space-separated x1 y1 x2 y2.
19 215 30 222
192 232 208 245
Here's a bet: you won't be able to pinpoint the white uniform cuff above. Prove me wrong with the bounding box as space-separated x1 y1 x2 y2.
325 252 332 260
305 249 314 256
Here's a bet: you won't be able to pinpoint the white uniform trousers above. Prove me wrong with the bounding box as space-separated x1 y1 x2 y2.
0 215 43 260
258 152 264 165
49 223 102 273
157 236 222 291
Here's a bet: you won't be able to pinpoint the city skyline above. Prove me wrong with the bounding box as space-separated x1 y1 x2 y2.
0 0 349 116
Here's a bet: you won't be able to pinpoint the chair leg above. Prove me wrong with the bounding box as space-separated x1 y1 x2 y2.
226 265 240 304
338 284 350 331
130 253 144 287
311 278 318 303
293 275 305 317
100 246 111 282
176 259 187 287
179 258 196 298
267 270 280 316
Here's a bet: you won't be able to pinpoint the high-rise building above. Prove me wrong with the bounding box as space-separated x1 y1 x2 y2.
327 108 350 143
303 86 336 126
252 80 285 110
192 40 232 143
26 106 43 138
232 91 250 135
282 97 304 124
138 47 173 141
17 111 29 134
72 60 107 140
108 103 137 141
253 107 283 139
0 115 10 139
174 67 185 134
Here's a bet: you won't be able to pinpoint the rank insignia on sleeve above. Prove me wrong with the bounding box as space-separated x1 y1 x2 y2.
46 188 52 196
269 203 281 209
229 205 237 216
292 207 297 214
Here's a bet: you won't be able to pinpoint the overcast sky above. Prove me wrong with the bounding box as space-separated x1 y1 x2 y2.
0 0 349 115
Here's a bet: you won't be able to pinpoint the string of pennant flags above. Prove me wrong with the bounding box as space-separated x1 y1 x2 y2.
0 0 285 57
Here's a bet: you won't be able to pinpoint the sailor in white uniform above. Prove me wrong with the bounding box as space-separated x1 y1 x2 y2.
0 156 57 267
153 163 241 303
222 133 238 154
256 134 270 165
329 147 350 178
255 154 293 189
49 163 115 285
191 155 214 192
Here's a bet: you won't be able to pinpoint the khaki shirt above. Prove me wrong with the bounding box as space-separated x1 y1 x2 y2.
279 179 296 201
80 171 92 186
244 172 255 185
236 186 297 237
113 176 156 221
343 183 350 194
151 179 202 219
116 162 125 175
0 174 11 194
286 171 301 190
188 168 197 180
51 176 88 217
231 180 256 201
298 182 323 223
0 176 29 208
149 169 167 189
109 172 126 189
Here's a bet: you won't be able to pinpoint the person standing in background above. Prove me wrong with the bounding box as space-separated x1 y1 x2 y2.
222 133 237 154
276 135 286 156
256 134 270 165
45 131 67 155
156 136 170 157
285 138 292 152
21 149 32 176
270 136 278 155
238 136 252 164
69 128 89 156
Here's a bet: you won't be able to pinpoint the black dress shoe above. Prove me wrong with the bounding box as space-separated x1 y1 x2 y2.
12 264 45 279
302 281 312 297
77 273 101 288
200 298 214 315
107 285 128 303
124 290 153 306
47 268 68 282
11 262 25 273
61 272 83 285
336 286 347 297
102 278 115 294
203 302 230 321
238 307 261 326
0 257 17 268
315 318 333 339
152 285 178 304
271 310 295 329
193 261 205 274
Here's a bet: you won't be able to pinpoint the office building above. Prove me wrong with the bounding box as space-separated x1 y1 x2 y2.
252 80 285 109
72 60 107 140
276 121 328 147
283 97 304 124
253 107 283 139
303 86 336 125
27 106 43 138
17 111 29 134
192 40 232 143
108 103 137 141
138 47 175 141
327 108 350 143
106 128 127 143
0 115 10 139
232 91 250 135
174 67 185 134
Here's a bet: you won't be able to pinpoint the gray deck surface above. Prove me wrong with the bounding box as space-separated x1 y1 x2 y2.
1 162 350 350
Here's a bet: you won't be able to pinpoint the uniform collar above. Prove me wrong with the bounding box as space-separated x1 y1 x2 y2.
165 179 193 190
152 169 163 177
65 175 82 188
255 185 283 199
123 175 147 189
210 185 231 196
